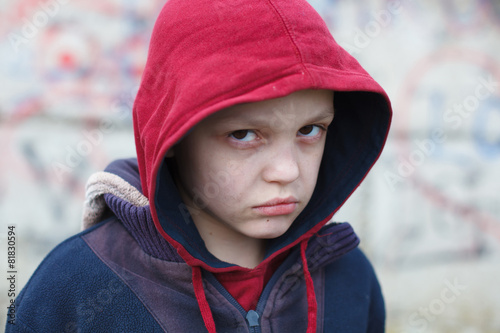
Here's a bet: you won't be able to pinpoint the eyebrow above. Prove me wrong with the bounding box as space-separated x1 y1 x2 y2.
304 107 335 123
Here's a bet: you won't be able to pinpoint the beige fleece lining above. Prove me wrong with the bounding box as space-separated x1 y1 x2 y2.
82 171 149 230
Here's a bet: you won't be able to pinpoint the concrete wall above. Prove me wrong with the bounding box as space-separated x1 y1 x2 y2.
1 0 499 331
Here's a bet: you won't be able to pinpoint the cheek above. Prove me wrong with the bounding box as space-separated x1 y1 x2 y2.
300 150 325 192
193 158 246 205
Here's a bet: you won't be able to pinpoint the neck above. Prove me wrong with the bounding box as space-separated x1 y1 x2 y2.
192 214 267 269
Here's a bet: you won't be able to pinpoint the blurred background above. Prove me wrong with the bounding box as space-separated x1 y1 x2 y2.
1 0 499 331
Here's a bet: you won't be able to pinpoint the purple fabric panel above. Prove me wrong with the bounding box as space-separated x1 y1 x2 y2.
257 264 323 332
258 222 357 325
82 219 248 332
104 193 182 262
257 223 357 332
260 266 309 332
306 222 359 271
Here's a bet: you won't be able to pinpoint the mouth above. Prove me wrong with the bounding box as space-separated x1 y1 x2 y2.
252 196 299 216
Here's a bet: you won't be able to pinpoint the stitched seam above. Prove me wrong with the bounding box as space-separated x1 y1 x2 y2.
265 0 315 86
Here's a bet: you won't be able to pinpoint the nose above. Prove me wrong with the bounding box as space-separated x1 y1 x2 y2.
261 144 300 184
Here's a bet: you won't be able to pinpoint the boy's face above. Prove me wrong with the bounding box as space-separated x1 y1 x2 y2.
173 89 334 243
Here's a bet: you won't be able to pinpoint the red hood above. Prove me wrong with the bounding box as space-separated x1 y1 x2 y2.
133 0 392 271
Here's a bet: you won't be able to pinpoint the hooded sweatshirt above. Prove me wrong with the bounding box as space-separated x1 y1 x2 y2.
6 1 391 332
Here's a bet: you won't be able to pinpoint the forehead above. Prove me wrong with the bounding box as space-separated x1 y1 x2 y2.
202 89 334 128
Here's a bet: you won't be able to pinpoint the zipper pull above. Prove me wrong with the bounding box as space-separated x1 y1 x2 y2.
246 310 260 327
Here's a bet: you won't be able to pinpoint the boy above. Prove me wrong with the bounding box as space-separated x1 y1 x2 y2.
6 0 392 332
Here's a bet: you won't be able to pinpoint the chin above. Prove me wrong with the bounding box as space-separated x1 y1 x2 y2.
245 218 294 240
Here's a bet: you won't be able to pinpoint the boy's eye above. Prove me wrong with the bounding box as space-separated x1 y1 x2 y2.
298 125 321 137
229 130 257 141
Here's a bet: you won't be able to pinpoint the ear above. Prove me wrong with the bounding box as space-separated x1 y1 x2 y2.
165 149 175 158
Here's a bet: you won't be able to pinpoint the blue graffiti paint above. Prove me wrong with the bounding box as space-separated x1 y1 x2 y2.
473 97 500 159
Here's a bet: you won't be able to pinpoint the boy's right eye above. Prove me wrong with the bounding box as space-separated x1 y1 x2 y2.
229 130 257 142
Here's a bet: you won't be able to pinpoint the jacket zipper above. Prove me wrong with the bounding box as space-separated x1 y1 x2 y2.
246 310 260 333
204 249 300 332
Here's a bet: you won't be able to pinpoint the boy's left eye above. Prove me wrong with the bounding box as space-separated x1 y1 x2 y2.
298 125 321 137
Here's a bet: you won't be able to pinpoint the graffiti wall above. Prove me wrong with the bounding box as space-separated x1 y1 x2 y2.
1 0 499 331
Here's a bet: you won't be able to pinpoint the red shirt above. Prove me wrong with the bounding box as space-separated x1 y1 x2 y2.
214 250 289 312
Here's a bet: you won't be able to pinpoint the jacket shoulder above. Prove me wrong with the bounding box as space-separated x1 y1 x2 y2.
6 218 163 333
325 247 376 277
323 247 385 333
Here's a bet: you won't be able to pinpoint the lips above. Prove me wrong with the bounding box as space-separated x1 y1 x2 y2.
253 196 299 216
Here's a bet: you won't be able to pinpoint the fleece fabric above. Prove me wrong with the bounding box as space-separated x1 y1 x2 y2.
6 0 392 332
